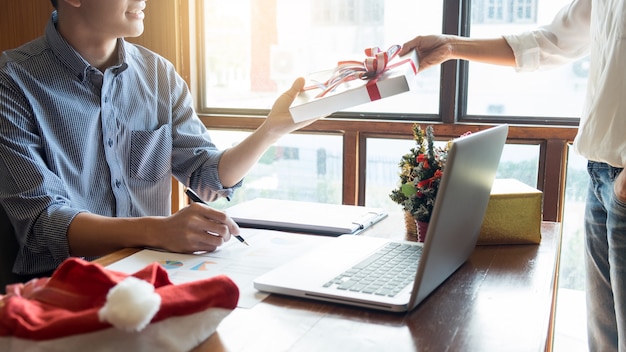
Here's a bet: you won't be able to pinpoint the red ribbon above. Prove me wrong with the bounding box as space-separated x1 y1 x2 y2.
303 45 416 100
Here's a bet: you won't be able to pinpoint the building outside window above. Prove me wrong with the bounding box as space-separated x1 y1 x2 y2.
472 0 537 24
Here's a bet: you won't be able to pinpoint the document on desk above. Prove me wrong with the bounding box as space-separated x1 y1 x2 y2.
224 198 388 236
105 229 333 309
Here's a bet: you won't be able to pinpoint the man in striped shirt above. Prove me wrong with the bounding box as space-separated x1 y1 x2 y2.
0 1 319 279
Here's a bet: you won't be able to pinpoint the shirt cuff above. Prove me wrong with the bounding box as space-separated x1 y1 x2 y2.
503 33 541 72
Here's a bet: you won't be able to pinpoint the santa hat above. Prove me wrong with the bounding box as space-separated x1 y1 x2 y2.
0 257 239 351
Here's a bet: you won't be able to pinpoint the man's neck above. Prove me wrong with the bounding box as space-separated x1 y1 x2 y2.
56 20 119 72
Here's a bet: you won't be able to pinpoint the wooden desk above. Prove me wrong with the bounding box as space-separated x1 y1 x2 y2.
96 219 561 352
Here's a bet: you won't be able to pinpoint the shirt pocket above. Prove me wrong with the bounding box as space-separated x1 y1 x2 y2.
130 125 172 182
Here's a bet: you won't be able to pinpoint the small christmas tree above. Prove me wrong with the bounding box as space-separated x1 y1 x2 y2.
389 124 450 223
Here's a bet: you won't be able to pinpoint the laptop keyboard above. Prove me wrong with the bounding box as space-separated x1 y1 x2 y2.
322 242 422 297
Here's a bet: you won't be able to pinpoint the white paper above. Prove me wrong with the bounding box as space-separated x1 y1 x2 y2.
105 229 333 309
224 198 388 236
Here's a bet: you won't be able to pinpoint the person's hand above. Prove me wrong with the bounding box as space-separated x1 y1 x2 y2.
261 77 327 138
399 34 456 72
614 170 626 203
157 203 240 254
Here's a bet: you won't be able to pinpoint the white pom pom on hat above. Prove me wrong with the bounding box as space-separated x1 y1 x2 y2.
97 276 161 332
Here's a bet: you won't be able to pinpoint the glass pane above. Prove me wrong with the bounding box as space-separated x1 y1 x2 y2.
467 0 589 118
365 137 539 212
201 0 443 115
206 130 343 209
553 145 588 348
560 147 587 290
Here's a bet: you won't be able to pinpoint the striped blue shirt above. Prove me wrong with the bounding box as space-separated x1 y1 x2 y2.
0 13 238 275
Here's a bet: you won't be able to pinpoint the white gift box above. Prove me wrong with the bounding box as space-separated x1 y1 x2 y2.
289 48 419 123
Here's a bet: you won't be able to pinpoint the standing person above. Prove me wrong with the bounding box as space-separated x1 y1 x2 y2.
399 1 624 350
0 0 321 280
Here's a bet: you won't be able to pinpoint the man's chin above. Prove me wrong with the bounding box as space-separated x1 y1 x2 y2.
126 26 145 39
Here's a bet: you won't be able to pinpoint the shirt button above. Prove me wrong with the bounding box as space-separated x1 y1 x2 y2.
108 138 113 147
115 179 122 188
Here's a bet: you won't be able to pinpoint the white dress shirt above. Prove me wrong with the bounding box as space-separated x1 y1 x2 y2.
504 0 626 167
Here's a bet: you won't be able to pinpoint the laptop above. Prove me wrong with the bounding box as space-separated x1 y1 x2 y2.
253 124 508 312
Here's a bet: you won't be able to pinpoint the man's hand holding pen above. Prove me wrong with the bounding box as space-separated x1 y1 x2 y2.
185 188 249 246
152 188 246 254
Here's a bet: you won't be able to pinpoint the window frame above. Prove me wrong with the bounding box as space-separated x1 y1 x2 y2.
191 0 579 222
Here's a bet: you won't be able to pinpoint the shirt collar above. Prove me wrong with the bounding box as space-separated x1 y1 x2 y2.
45 11 129 81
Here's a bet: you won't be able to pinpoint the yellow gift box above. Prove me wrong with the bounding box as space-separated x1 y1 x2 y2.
477 178 543 245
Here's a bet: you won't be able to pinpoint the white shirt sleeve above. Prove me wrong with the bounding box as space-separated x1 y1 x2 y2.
503 0 592 72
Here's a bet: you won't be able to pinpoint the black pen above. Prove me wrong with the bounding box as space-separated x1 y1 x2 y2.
184 187 249 246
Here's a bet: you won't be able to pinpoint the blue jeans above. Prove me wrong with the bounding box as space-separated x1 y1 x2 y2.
586 161 626 351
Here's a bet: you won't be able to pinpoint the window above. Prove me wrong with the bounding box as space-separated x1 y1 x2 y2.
207 131 343 209
200 0 442 115
513 0 537 23
200 0 583 121
365 138 539 211
195 0 583 211
467 0 586 119
488 0 505 23
472 0 537 24
313 0 384 26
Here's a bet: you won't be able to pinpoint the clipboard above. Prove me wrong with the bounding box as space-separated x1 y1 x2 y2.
223 198 388 236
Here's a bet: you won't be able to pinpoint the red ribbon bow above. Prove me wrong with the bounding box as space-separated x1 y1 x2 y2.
305 45 405 99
